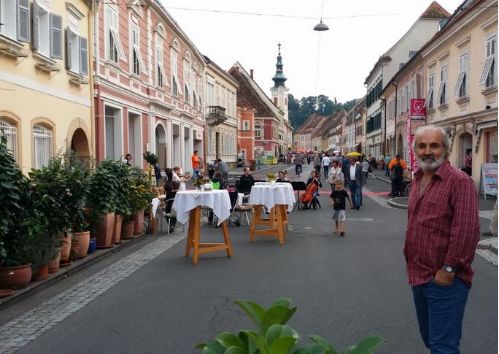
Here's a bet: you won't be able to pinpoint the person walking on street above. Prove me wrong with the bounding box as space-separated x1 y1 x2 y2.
294 154 303 176
322 154 331 179
344 157 363 210
388 154 407 197
327 160 344 192
217 159 229 183
384 155 391 176
405 125 479 354
361 158 369 184
313 153 321 175
191 150 201 179
330 180 352 237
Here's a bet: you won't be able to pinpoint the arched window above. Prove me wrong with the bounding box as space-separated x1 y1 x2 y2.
33 124 53 168
0 118 18 159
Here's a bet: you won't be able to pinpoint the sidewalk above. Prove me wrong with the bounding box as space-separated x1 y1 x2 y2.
370 168 498 256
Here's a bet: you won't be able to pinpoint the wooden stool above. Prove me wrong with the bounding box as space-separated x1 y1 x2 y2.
249 204 287 245
184 206 233 264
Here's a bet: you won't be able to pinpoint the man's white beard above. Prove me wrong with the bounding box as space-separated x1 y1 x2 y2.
417 155 445 172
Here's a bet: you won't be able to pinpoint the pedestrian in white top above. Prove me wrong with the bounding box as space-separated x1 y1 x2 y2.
327 160 344 192
361 158 369 184
322 154 331 179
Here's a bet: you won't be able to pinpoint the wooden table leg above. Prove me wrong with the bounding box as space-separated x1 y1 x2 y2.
222 221 233 257
249 205 262 242
277 205 285 245
185 208 198 257
192 207 201 265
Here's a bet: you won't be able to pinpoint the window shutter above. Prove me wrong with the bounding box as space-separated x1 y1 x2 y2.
50 14 62 59
65 28 71 69
17 0 30 42
31 0 39 50
80 37 88 75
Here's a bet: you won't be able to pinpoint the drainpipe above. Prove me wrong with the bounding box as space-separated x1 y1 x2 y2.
89 0 96 160
379 97 386 156
393 82 398 155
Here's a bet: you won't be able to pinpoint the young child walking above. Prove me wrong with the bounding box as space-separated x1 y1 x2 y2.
330 180 352 236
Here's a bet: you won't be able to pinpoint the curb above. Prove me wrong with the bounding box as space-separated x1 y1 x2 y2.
0 233 149 310
387 197 409 209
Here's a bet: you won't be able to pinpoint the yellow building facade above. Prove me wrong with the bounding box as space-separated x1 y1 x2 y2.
421 0 497 187
0 0 94 173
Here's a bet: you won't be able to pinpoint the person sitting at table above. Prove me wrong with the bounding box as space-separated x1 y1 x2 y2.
164 180 180 233
238 167 254 193
212 171 225 190
173 166 188 191
276 170 290 182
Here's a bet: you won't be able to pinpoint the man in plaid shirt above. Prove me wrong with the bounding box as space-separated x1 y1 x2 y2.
405 125 479 354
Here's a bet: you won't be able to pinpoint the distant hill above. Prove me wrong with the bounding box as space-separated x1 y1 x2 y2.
288 94 357 129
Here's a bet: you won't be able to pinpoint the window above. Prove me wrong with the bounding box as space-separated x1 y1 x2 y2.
0 119 18 159
207 81 214 106
106 4 125 63
427 73 434 109
65 14 87 75
438 65 447 105
33 125 53 169
156 36 163 87
32 1 62 59
454 53 469 97
0 0 30 42
170 46 182 96
479 35 497 87
255 122 262 138
130 22 144 75
242 120 250 131
183 59 191 103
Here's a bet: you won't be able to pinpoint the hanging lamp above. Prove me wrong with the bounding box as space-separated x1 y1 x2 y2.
313 19 329 31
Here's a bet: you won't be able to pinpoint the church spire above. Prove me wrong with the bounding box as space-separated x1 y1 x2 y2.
272 43 287 88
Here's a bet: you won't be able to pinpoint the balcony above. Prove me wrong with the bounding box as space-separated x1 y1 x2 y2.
205 106 227 125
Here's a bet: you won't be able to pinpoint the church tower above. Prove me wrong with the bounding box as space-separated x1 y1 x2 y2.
270 43 289 122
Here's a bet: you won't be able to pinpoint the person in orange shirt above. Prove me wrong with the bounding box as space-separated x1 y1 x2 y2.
388 154 407 197
191 150 201 179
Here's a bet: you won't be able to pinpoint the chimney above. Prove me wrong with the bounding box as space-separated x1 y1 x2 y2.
250 69 254 78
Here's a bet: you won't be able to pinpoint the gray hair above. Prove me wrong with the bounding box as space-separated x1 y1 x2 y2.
412 125 450 158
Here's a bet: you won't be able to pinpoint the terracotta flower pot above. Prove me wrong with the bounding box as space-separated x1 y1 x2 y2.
48 249 62 273
60 234 72 261
133 210 144 235
96 212 115 249
112 214 123 244
0 264 32 290
121 220 135 240
33 264 49 281
75 231 91 258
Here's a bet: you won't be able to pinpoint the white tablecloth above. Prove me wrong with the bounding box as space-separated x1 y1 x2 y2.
172 190 231 225
249 183 295 212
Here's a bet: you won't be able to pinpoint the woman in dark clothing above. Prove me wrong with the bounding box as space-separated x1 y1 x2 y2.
164 180 180 233
303 170 322 209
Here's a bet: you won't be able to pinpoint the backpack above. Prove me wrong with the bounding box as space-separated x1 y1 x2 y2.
392 163 403 178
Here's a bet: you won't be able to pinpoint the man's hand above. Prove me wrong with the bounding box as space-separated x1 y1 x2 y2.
433 269 455 286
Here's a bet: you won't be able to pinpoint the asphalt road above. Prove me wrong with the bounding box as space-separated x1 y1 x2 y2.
1 163 497 354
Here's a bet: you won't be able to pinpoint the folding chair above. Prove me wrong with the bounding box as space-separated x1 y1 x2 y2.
163 196 184 234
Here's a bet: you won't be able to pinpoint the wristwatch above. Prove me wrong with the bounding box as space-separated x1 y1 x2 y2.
442 264 455 273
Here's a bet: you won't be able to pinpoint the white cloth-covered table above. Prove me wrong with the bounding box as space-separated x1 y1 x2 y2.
249 183 295 212
173 190 231 225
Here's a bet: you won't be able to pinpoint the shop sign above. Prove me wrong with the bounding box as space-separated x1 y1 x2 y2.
481 163 498 198
410 98 426 120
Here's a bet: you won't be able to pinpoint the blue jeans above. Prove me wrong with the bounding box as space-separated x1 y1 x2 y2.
323 165 329 178
348 181 361 208
412 277 470 354
193 168 200 179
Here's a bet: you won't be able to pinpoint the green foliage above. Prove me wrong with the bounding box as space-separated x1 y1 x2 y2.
287 94 358 130
143 151 159 166
87 159 123 218
197 298 384 354
0 135 41 266
126 166 154 219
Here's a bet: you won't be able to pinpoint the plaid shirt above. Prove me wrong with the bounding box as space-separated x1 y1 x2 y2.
404 160 480 286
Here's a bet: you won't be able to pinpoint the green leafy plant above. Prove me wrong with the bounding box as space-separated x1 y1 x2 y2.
125 166 154 220
0 135 42 266
86 159 123 227
143 151 159 166
196 298 384 354
266 172 276 181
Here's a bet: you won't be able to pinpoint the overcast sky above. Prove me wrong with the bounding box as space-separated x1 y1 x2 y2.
163 0 464 103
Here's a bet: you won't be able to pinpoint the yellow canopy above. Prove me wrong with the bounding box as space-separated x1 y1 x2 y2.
346 152 363 157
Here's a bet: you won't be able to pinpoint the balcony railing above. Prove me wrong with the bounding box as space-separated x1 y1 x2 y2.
205 106 227 125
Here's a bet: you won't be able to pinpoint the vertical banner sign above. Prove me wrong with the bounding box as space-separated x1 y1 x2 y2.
481 163 498 199
410 98 426 120
406 116 417 172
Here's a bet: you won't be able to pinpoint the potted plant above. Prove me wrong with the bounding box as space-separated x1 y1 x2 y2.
197 298 384 353
128 166 154 235
29 155 74 279
266 172 277 184
86 160 121 249
0 136 41 289
113 161 132 244
143 151 159 186
62 149 92 258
